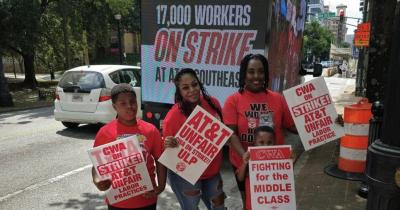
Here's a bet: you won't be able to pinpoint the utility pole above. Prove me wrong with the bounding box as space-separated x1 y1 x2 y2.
365 0 397 102
366 1 400 209
355 0 369 96
337 10 345 46
114 14 123 65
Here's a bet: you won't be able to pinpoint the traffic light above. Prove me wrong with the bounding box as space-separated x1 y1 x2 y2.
337 10 345 44
339 10 345 23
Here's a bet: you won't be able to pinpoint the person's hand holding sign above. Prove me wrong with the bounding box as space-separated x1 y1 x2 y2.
164 136 178 148
142 185 165 198
92 167 112 191
335 114 344 127
242 151 250 164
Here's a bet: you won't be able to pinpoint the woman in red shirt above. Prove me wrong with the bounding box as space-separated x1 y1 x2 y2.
223 54 297 209
162 68 226 210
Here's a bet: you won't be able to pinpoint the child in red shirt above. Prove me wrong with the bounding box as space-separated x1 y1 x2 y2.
92 83 165 210
237 126 276 210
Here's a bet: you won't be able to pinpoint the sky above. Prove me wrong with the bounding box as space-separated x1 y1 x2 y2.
324 0 363 35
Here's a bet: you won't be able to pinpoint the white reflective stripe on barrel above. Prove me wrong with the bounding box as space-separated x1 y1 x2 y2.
344 123 369 136
339 146 367 161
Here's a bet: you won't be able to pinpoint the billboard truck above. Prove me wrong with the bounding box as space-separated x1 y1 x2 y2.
141 0 306 130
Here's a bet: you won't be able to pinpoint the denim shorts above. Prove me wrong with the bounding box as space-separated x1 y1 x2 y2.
167 170 225 210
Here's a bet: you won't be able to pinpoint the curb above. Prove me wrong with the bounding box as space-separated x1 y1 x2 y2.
0 103 54 114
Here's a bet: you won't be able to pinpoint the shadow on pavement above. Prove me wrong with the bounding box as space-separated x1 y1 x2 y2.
0 107 54 120
56 124 101 140
48 193 106 210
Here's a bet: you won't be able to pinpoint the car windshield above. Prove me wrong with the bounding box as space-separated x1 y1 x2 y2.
58 71 105 90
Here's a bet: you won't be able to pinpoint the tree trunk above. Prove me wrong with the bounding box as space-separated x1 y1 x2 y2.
23 52 38 89
0 55 14 107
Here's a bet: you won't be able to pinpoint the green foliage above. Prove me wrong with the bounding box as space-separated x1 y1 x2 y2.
1 0 139 75
302 21 334 61
339 42 351 48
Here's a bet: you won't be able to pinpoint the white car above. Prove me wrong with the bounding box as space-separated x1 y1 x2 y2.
54 65 141 128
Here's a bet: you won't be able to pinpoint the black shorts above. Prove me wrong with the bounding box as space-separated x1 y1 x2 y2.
108 203 156 210
232 165 245 192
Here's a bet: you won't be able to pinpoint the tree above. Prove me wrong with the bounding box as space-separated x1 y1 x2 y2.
302 21 334 62
0 54 14 107
0 0 51 89
0 2 13 106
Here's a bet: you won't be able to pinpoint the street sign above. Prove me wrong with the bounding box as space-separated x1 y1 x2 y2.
318 12 336 20
357 23 371 31
354 22 371 47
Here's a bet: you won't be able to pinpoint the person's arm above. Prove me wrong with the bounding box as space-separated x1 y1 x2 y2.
143 161 167 198
155 162 166 193
227 125 245 158
237 152 250 181
143 128 167 198
287 124 298 134
164 136 178 148
281 95 298 134
92 167 112 191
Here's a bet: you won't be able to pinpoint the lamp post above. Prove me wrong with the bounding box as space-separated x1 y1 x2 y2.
114 14 123 64
366 1 400 209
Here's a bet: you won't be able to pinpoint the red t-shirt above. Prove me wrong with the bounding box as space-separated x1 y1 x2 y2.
245 176 252 210
162 96 223 180
223 90 294 168
93 119 163 209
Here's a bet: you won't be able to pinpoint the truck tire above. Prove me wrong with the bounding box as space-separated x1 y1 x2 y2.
62 122 79 129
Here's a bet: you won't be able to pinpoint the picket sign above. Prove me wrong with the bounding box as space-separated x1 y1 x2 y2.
249 145 296 210
158 105 233 184
283 77 344 150
88 135 153 204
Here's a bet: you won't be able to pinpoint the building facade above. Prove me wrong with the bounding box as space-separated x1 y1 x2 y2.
307 0 325 22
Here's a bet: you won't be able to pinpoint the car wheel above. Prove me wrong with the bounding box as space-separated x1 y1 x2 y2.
62 122 79 129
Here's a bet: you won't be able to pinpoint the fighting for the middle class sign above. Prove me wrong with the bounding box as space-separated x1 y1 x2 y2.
158 105 233 184
283 77 344 150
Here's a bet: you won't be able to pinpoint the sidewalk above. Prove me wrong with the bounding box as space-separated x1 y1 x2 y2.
294 76 367 210
0 73 61 113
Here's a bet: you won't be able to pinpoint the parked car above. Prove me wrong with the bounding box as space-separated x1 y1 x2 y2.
54 65 141 128
320 60 335 68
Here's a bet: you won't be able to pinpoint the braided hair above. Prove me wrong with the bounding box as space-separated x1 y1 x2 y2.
174 68 223 120
238 54 269 93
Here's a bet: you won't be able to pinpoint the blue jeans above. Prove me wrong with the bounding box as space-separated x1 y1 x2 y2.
167 170 226 210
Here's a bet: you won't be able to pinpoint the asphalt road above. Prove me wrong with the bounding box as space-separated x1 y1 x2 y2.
0 107 105 209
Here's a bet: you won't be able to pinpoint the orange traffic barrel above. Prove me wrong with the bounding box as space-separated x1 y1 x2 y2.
338 98 372 173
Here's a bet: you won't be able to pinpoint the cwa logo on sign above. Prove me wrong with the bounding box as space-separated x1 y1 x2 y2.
251 148 290 161
256 149 285 160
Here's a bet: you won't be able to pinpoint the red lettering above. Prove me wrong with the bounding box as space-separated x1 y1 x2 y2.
103 143 126 155
295 83 316 96
165 30 183 62
214 128 231 145
183 31 197 63
205 32 222 64
196 31 211 64
154 30 168 61
237 32 255 65
224 33 243 65
187 111 204 130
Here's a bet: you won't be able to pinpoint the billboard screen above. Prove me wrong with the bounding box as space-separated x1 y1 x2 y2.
141 0 268 105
